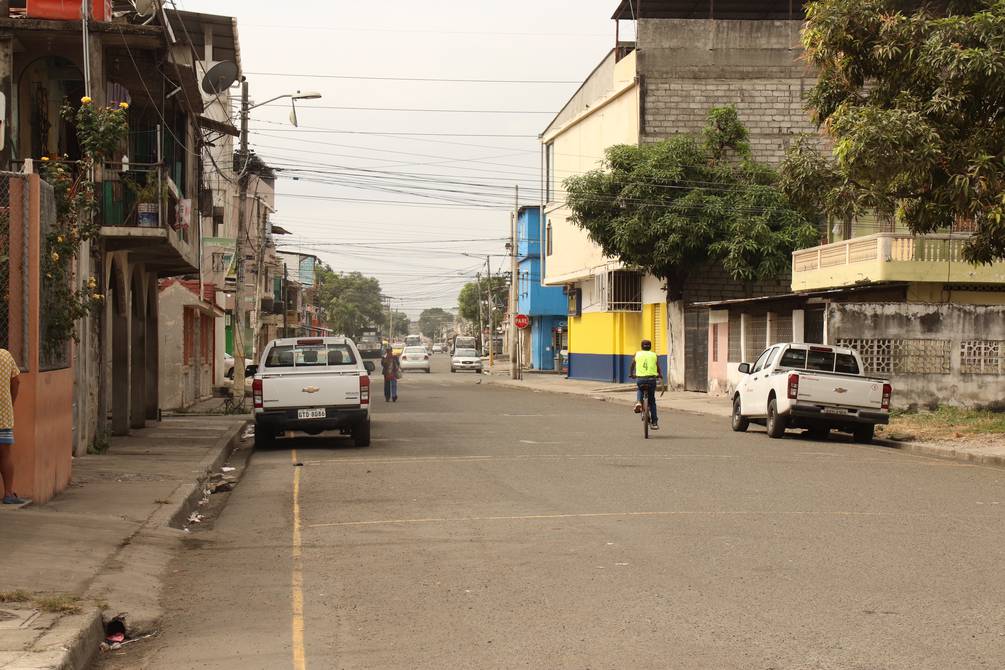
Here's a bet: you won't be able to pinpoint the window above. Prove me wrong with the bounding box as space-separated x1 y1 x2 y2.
546 222 553 256
835 354 859 374
807 350 835 371
183 309 194 365
265 343 358 368
606 271 642 312
712 323 719 362
765 346 781 368
211 252 226 272
779 348 808 368
752 348 772 373
545 142 555 203
212 206 224 237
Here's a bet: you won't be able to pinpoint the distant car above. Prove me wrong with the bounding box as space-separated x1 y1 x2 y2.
432 343 445 354
391 342 406 356
451 348 482 373
400 346 431 373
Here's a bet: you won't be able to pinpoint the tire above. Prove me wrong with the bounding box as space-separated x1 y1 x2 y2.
766 398 787 439
642 399 650 439
353 419 372 447
254 423 275 449
731 395 749 432
853 424 875 444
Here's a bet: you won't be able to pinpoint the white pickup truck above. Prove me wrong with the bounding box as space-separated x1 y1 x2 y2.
251 337 376 448
731 343 892 443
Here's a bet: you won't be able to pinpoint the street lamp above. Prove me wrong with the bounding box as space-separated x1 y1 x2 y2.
231 81 323 400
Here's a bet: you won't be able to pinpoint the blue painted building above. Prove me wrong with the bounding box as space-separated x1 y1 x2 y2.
516 207 568 371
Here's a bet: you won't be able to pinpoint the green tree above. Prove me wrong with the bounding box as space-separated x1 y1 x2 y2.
314 265 385 339
457 277 506 328
387 311 410 339
781 0 1005 263
418 307 453 339
564 106 817 300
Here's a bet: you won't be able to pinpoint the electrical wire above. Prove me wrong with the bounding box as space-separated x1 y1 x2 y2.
245 71 582 84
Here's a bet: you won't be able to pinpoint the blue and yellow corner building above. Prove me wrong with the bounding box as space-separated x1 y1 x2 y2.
567 304 667 383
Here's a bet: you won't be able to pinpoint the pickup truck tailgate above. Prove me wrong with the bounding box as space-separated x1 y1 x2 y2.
796 373 885 410
259 369 363 408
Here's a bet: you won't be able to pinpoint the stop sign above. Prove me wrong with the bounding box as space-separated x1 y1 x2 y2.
514 314 530 329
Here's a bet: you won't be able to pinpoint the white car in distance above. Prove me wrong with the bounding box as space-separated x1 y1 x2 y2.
399 346 431 373
451 348 483 373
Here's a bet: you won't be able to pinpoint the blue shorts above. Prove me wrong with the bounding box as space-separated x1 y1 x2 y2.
0 429 13 445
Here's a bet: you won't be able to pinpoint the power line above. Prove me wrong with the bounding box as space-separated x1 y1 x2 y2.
253 103 555 115
241 24 607 38
245 71 582 84
252 128 538 138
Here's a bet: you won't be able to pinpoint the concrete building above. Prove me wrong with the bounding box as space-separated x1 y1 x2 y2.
516 206 567 371
540 0 814 386
0 3 205 450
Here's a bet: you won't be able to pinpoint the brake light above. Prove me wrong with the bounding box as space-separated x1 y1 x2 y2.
359 374 370 405
252 378 263 409
809 346 833 353
881 383 892 410
297 338 323 346
787 373 799 400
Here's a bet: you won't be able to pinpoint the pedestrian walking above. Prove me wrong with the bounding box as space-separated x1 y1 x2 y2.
381 348 401 402
0 347 24 504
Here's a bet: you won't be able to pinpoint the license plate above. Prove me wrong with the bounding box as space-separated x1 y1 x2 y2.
822 407 847 415
298 408 326 420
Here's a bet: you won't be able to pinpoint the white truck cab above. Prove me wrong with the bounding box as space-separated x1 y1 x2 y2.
731 343 892 443
251 337 376 448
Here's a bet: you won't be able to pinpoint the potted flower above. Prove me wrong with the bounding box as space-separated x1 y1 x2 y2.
128 171 161 228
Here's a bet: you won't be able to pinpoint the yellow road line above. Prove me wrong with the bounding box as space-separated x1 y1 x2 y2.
306 508 998 529
291 449 306 670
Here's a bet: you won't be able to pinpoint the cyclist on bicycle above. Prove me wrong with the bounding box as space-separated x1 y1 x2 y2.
629 339 663 430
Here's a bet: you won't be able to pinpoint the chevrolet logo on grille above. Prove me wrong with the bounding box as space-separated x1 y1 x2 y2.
302 386 320 394
834 387 848 394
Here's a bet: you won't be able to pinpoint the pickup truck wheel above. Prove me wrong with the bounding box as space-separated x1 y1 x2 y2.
853 424 875 443
766 398 787 439
353 419 372 448
731 396 749 432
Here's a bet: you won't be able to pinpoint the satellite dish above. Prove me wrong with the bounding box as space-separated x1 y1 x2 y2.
202 61 239 95
134 0 158 17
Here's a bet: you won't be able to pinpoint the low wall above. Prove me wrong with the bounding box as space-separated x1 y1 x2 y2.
828 303 1005 409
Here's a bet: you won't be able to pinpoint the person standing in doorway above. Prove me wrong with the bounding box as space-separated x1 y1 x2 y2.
0 347 24 504
381 347 401 402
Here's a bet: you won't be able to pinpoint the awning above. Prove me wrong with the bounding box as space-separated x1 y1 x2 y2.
691 283 910 309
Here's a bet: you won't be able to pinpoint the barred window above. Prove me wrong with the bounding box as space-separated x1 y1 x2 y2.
745 314 767 362
606 271 642 312
836 338 951 375
960 340 1005 375
771 313 792 347
728 312 742 362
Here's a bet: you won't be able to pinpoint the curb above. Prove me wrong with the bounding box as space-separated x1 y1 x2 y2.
20 420 249 670
889 440 1005 468
161 419 248 529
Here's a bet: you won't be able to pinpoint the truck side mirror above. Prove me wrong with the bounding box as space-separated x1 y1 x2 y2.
364 361 376 374
738 362 751 375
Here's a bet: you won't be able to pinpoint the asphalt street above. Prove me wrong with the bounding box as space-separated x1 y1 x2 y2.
99 356 1005 669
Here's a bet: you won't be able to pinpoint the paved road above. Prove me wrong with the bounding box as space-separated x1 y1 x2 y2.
101 356 1005 669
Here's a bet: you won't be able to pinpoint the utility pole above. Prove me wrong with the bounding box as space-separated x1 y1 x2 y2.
485 255 495 368
232 79 250 398
510 185 521 379
475 272 484 355
282 265 288 337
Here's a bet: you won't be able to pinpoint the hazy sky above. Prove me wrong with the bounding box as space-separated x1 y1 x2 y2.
176 0 622 316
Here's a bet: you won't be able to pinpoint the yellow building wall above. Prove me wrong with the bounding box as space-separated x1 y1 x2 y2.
542 55 640 285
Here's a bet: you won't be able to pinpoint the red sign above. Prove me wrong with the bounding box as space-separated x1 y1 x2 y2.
514 314 530 330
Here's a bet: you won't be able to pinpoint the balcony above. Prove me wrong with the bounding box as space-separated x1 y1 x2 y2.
99 164 199 276
791 233 1005 291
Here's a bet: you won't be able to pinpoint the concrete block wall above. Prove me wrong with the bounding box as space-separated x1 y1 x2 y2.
636 18 825 164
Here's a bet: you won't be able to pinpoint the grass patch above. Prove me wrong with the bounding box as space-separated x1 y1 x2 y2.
879 406 1005 441
32 594 82 615
0 590 32 603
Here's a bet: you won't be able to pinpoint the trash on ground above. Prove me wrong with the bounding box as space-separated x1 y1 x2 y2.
187 512 204 524
221 466 236 472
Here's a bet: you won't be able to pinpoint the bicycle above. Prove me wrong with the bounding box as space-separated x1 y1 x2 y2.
634 377 660 439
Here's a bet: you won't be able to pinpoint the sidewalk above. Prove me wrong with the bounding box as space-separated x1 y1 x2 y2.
0 416 248 670
482 364 1005 468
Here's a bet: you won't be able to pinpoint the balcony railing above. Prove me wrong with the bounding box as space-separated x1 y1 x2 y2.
100 163 189 243
791 232 1005 290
